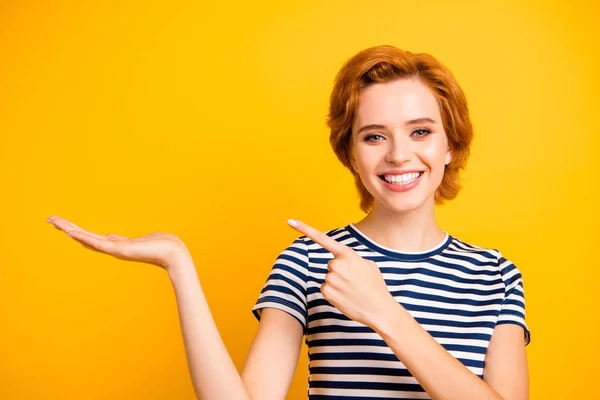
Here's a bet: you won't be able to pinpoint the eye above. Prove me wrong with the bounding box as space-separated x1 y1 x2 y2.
364 134 385 142
411 128 432 138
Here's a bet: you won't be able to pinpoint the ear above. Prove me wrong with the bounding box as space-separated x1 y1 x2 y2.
444 147 452 165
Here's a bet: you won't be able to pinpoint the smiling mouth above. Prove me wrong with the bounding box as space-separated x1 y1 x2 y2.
378 172 424 185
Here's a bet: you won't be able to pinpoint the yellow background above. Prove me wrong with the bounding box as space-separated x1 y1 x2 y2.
1 0 598 399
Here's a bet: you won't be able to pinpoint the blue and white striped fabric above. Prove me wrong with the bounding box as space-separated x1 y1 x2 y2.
252 223 530 399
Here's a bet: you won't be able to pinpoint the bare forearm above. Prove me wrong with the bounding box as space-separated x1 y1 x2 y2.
167 253 251 400
374 300 503 400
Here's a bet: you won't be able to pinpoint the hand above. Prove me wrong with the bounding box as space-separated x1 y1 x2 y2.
287 219 397 329
47 216 191 271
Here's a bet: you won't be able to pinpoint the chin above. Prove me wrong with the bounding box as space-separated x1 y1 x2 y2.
380 197 428 214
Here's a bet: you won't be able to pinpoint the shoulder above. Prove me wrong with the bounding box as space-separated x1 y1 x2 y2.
445 236 506 263
445 236 499 259
445 236 524 280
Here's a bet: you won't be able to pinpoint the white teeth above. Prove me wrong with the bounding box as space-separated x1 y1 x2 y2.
383 172 422 185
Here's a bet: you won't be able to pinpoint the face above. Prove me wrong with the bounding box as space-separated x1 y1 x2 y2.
350 77 452 214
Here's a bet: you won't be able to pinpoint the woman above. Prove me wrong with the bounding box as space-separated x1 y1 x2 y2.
48 45 530 400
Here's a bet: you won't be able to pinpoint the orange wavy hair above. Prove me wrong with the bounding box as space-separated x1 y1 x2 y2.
327 45 474 213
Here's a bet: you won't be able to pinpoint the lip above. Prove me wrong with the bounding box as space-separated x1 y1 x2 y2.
378 171 424 192
380 169 425 175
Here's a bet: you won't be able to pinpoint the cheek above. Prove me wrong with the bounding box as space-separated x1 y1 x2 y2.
352 150 381 191
353 149 380 177
420 141 449 168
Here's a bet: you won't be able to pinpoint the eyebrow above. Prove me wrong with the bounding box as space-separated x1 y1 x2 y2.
356 117 437 135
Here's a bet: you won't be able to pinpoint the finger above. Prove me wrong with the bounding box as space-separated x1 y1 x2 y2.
287 219 350 257
327 258 341 272
71 235 99 251
66 230 117 255
320 281 333 302
48 217 105 240
66 230 146 263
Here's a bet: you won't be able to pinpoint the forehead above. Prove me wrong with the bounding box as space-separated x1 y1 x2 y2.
353 78 441 129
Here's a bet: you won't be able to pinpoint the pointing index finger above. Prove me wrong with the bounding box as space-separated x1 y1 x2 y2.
287 219 350 257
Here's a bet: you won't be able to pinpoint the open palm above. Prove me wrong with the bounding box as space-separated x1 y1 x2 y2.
47 216 189 270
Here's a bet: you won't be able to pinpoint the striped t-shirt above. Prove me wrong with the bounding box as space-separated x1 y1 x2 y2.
252 223 531 399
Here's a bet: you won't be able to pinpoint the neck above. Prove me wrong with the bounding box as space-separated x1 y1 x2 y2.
353 199 445 253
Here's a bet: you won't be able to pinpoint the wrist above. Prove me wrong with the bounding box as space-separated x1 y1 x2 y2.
371 296 407 335
166 249 197 281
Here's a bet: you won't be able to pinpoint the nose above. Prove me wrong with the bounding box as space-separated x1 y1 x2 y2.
385 135 413 165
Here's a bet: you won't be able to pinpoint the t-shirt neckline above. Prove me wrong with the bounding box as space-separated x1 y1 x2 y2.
346 223 452 261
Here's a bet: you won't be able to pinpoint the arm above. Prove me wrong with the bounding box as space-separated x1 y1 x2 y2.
482 324 529 400
46 216 303 400
168 253 303 400
373 299 528 400
241 308 304 400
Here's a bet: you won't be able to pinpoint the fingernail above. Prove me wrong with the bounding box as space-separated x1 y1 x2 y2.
287 219 298 227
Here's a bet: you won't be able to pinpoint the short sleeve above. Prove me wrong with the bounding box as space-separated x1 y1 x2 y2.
252 237 309 332
497 252 531 346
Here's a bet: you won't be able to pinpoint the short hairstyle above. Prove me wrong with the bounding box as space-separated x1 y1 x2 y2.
327 45 474 213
